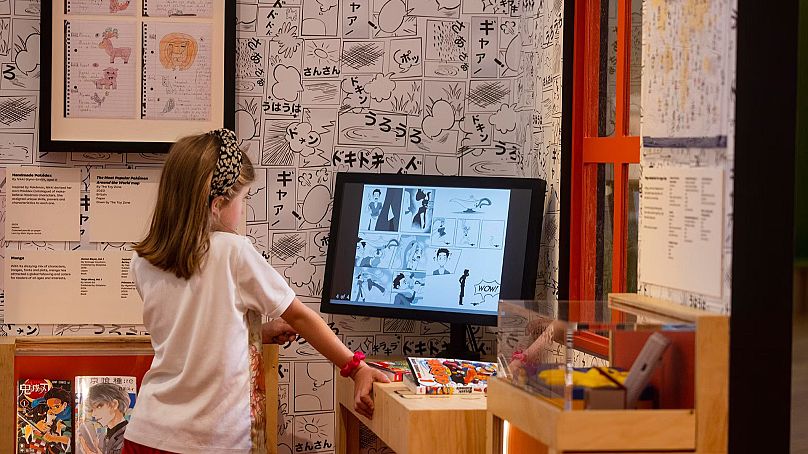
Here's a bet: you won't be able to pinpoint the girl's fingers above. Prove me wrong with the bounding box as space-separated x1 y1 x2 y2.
355 398 371 418
361 394 374 412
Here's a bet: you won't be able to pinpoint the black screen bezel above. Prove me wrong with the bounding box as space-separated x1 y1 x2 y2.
320 172 546 327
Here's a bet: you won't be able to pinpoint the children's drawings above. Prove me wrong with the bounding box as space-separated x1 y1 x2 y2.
143 0 213 18
65 0 136 16
142 22 211 120
65 22 136 119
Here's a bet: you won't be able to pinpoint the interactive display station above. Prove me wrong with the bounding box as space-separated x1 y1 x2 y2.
321 173 546 359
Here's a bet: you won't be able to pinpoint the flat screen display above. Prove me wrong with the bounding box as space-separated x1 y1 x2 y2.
321 173 545 326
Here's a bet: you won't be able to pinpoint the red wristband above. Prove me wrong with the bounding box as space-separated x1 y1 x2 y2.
511 350 527 363
340 351 366 377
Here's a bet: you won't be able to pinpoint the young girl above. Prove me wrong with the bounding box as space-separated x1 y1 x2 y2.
123 130 387 454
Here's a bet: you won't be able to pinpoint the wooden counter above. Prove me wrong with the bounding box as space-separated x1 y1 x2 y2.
335 371 487 454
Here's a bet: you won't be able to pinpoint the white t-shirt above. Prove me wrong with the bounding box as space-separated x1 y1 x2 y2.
125 232 295 453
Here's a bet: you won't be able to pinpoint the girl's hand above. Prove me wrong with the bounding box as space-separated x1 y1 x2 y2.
351 363 390 419
261 319 298 344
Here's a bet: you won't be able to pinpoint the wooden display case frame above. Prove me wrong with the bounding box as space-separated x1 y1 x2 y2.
0 336 279 454
487 293 729 453
335 368 488 454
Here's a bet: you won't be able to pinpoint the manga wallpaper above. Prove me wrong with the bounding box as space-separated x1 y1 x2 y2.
0 0 565 451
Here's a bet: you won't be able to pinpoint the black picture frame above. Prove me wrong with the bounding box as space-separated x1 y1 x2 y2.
39 1 235 153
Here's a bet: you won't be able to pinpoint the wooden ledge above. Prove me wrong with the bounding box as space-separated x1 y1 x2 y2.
10 335 154 355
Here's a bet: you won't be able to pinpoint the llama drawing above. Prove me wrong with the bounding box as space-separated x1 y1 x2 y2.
109 0 130 13
98 28 131 64
94 67 118 89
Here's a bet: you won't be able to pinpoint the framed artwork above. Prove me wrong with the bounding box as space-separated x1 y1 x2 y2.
40 0 235 153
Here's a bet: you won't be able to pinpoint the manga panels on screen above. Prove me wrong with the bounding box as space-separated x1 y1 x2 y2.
322 174 545 326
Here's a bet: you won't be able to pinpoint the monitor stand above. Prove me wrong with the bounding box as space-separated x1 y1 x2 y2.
437 323 481 361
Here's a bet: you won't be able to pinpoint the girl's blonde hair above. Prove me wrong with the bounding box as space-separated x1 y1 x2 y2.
134 133 255 279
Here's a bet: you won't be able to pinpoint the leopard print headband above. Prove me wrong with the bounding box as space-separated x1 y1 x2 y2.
208 128 242 199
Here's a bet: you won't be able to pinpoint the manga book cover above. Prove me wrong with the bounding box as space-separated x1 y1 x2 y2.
366 360 410 382
17 379 73 454
74 376 137 454
405 357 497 395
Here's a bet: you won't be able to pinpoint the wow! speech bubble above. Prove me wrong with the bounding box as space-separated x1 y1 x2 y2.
474 279 501 303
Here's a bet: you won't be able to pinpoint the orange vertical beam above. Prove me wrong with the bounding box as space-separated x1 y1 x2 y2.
612 163 628 294
611 0 630 297
615 0 631 137
569 0 593 311
579 0 600 307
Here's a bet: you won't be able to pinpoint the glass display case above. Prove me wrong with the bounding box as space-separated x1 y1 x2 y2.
496 299 696 411
487 293 729 453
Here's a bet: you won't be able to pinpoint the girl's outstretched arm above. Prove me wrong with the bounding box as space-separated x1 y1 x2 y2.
279 298 390 418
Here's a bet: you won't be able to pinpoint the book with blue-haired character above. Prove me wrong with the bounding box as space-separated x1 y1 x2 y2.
74 376 137 454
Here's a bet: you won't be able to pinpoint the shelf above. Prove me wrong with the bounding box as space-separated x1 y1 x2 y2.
1 336 281 454
12 336 153 356
488 378 695 452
